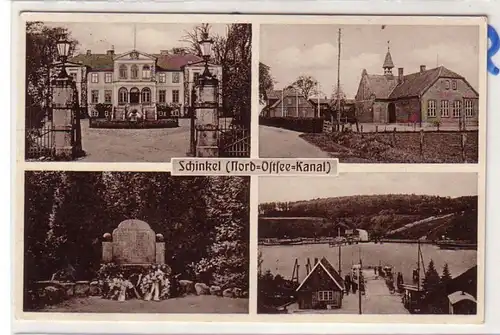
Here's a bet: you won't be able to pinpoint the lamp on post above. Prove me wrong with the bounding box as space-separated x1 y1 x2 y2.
192 31 220 157
55 34 71 80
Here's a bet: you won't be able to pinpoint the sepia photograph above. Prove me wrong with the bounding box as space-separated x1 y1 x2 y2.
257 173 480 315
24 19 251 162
22 171 249 314
259 23 483 163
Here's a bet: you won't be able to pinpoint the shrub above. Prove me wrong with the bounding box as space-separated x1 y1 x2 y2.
89 118 179 129
259 116 324 133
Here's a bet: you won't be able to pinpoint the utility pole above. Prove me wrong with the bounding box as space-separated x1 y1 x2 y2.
338 227 342 278
417 239 421 292
358 253 362 314
336 28 342 131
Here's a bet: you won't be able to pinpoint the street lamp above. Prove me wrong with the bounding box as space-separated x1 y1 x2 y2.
198 31 214 78
55 34 71 79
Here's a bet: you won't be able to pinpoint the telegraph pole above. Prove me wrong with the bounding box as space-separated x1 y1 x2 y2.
358 246 362 314
336 28 342 131
338 227 342 278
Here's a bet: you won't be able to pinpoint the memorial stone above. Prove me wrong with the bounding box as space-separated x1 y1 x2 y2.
112 219 156 265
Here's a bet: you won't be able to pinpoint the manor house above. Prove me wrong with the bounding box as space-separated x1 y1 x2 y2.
354 46 479 127
66 48 222 119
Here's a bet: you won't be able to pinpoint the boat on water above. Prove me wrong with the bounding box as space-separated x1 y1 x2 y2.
435 240 477 250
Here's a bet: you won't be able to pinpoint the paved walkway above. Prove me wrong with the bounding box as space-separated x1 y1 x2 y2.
78 119 191 162
259 126 330 158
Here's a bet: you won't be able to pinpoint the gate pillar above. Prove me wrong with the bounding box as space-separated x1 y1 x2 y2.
51 74 76 158
194 72 220 157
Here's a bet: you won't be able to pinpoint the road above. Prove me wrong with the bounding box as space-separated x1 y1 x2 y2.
288 270 409 314
78 119 191 162
259 126 330 158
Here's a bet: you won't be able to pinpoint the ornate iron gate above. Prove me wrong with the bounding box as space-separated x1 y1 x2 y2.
218 125 250 157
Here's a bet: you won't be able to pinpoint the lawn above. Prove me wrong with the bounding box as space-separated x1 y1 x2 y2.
36 295 249 314
301 131 479 163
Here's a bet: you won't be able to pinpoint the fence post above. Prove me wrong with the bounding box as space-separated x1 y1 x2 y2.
392 127 396 147
375 125 378 133
461 132 467 163
419 129 424 160
360 125 364 133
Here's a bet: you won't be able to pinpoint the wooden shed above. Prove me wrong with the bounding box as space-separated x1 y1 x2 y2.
295 257 345 310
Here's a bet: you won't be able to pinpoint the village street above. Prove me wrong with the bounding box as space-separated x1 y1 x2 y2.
259 126 330 158
78 119 191 162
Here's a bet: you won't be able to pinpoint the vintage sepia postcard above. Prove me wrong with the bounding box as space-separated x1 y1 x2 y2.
21 15 251 163
14 12 487 325
20 171 250 315
259 22 486 163
258 173 483 320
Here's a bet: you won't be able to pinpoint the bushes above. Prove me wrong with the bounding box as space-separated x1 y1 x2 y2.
260 116 324 133
89 118 179 129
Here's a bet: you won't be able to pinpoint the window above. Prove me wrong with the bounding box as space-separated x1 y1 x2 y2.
141 87 151 104
159 73 166 83
91 109 99 117
427 100 437 117
465 99 474 117
444 80 450 90
105 73 112 83
452 80 457 90
104 90 112 104
158 90 166 103
69 71 78 81
287 98 292 105
142 65 151 79
193 72 200 83
172 72 180 83
318 291 334 301
91 90 99 104
119 65 127 79
453 100 462 118
91 73 99 83
172 90 180 104
104 109 110 118
440 100 449 117
118 87 128 105
131 65 139 79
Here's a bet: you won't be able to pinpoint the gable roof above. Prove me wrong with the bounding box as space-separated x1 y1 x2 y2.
69 54 114 71
296 257 344 292
389 66 464 99
364 74 398 99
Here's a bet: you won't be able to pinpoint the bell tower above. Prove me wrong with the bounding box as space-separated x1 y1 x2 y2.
383 40 395 76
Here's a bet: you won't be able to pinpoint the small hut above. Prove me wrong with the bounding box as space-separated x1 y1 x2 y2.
295 257 344 310
447 291 476 314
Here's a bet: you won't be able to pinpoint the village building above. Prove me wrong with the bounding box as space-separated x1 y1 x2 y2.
354 45 479 127
295 257 344 310
65 48 221 119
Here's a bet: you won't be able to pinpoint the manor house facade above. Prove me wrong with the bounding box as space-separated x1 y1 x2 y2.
66 48 222 120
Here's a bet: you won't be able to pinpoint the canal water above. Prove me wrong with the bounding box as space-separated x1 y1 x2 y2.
259 242 477 284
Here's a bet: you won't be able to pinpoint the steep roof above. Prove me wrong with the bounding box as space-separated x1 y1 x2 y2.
365 74 398 99
69 52 202 71
383 50 394 69
296 257 345 292
389 66 464 99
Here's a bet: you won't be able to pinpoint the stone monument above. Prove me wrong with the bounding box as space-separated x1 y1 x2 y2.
102 219 165 266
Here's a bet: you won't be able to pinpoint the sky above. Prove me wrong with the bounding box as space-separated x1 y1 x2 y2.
44 22 229 55
260 24 480 99
259 173 478 203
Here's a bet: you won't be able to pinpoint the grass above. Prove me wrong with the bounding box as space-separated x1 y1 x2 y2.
36 295 249 314
301 131 479 163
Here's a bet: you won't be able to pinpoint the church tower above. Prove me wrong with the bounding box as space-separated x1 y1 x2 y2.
383 41 394 76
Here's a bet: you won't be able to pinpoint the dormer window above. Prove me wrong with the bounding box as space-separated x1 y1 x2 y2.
119 65 127 79
131 65 139 79
142 65 151 79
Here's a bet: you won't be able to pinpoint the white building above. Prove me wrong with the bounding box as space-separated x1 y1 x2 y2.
65 48 222 120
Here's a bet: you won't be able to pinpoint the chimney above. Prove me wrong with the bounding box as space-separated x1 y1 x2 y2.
160 50 169 56
398 67 404 84
420 65 426 73
314 258 318 265
86 50 91 56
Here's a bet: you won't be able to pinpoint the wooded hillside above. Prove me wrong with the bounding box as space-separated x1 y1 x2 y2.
258 194 477 241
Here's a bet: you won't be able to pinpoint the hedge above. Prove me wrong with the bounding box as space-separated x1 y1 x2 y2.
259 116 324 133
89 118 179 129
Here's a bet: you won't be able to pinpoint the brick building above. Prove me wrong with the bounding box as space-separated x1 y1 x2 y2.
263 88 316 118
354 46 479 128
65 48 221 120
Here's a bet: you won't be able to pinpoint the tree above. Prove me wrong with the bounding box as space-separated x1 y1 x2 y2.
422 259 441 293
290 75 318 100
259 62 274 103
441 263 452 286
25 22 78 129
